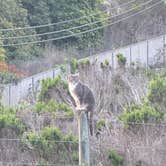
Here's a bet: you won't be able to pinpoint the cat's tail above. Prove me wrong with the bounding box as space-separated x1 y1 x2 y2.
89 111 93 136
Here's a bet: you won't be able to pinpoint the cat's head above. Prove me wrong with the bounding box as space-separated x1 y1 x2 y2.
67 73 79 84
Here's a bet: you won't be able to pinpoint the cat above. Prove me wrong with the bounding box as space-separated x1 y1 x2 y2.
68 73 95 136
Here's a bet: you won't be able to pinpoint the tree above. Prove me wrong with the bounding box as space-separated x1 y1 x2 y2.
0 0 39 62
22 0 107 49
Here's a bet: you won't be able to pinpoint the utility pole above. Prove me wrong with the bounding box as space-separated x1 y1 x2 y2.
78 111 90 166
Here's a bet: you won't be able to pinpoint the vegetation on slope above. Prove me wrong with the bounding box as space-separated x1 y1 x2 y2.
120 70 166 129
34 100 74 117
0 0 107 64
23 127 78 164
0 106 25 135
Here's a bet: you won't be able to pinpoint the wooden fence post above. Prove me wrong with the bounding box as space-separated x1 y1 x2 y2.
78 112 90 166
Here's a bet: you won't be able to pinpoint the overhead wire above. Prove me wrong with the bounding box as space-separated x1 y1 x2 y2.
0 0 163 47
0 0 137 32
0 0 154 41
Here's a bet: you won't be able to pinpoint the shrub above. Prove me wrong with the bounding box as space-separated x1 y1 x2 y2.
63 131 78 143
37 159 49 166
65 58 78 74
96 119 105 131
38 76 68 101
104 59 109 66
24 127 63 157
0 106 25 134
120 103 163 128
65 58 90 72
77 58 90 68
108 149 124 166
24 127 78 161
34 100 74 117
116 53 126 66
100 59 109 69
148 76 166 113
42 127 62 141
71 151 79 162
135 160 142 166
56 64 66 74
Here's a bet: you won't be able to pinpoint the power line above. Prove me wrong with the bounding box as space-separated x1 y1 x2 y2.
0 0 153 41
0 0 137 32
0 0 162 47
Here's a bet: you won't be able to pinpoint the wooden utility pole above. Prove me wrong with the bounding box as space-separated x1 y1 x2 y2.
78 112 90 166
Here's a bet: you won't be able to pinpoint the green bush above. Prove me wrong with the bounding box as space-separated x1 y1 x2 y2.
78 58 90 68
36 159 49 166
34 100 74 117
148 76 166 113
63 131 78 143
38 76 68 101
120 103 163 127
0 106 25 134
96 119 105 131
104 59 109 66
116 53 126 66
42 127 62 141
108 149 124 166
24 127 62 157
135 160 142 166
56 64 67 74
71 151 79 162
100 59 109 69
65 58 78 74
24 127 78 161
65 58 90 73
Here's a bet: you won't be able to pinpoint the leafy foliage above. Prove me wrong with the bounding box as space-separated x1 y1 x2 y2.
34 100 74 117
96 119 105 130
0 106 25 134
66 58 79 74
77 58 90 68
0 0 39 62
38 76 68 101
1 0 106 64
148 76 166 113
120 102 163 127
100 59 110 69
116 53 127 66
108 149 124 166
37 159 49 166
66 57 90 73
24 127 78 163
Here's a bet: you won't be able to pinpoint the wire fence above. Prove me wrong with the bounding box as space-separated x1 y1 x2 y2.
1 121 166 166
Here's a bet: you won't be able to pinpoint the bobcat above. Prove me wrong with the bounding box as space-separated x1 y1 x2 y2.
68 73 95 136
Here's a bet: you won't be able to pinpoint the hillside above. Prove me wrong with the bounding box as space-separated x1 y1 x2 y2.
104 0 166 48
0 57 165 166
